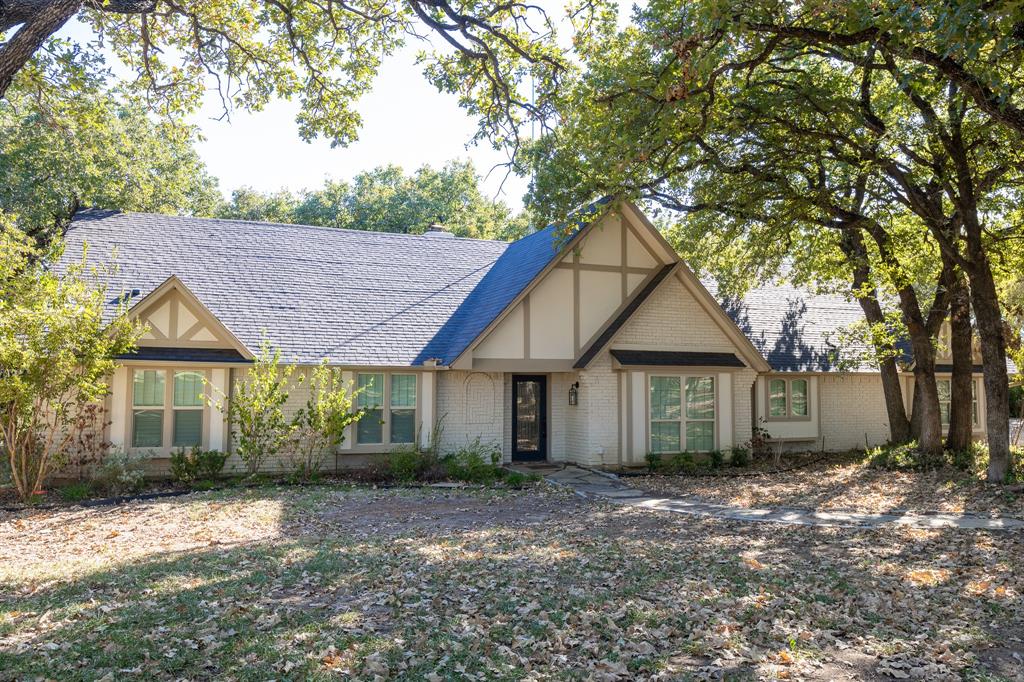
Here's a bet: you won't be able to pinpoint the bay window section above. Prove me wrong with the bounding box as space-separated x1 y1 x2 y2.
937 379 979 427
685 377 715 451
132 369 165 447
649 375 716 453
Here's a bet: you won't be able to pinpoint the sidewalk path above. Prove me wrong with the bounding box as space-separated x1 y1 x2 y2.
545 466 1024 531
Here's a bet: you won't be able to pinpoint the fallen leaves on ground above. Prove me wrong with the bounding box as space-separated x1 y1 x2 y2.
0 484 1021 680
632 452 1024 516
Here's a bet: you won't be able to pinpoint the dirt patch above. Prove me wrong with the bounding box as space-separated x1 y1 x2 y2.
317 488 589 536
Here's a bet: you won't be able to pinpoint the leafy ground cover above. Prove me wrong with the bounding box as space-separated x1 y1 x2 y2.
1 484 1022 680
632 452 1024 517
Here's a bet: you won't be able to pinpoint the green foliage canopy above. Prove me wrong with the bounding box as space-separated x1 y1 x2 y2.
0 41 219 239
217 160 529 240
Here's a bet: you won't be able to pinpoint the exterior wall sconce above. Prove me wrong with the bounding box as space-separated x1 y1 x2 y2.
569 381 579 406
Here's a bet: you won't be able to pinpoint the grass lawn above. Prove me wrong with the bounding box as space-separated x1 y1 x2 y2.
1 484 1022 680
633 452 1024 516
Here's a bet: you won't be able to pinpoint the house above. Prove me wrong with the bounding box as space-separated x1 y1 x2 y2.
61 200 989 472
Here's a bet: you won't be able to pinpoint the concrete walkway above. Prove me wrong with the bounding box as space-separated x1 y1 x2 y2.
545 466 1024 531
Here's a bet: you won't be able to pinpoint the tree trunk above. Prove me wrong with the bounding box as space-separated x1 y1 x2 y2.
841 228 912 443
910 379 922 439
946 273 974 452
0 0 81 98
968 261 1013 481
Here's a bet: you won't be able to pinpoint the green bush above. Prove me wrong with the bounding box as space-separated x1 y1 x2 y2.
444 438 503 483
666 451 696 474
708 449 725 469
504 471 527 488
170 447 228 483
58 481 93 502
387 444 427 483
93 448 146 496
867 441 947 471
950 441 987 473
729 446 751 467
645 452 662 472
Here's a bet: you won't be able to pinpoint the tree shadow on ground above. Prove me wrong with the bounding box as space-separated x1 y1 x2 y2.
1 486 1021 680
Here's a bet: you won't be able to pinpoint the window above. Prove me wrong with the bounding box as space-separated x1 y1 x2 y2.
937 378 979 427
355 372 418 446
649 375 716 452
131 368 206 449
390 374 417 444
132 369 165 447
356 373 384 444
767 378 809 419
172 371 204 447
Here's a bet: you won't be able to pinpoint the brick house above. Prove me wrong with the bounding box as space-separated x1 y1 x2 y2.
61 199 988 472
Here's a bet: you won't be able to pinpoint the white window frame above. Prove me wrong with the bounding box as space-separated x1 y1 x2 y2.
765 377 811 422
131 367 209 451
355 372 418 446
937 377 979 428
648 374 716 453
171 370 205 448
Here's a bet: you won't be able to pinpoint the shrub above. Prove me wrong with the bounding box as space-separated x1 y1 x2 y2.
867 441 947 471
93 448 146 496
950 441 987 473
210 339 295 477
387 444 427 483
0 222 142 502
504 471 527 488
58 481 93 502
708 449 725 469
444 438 502 483
170 446 228 483
730 446 751 467
665 451 696 474
283 361 363 482
645 452 662 472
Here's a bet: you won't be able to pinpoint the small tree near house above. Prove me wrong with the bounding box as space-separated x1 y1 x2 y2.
0 218 141 502
284 361 364 481
206 339 295 477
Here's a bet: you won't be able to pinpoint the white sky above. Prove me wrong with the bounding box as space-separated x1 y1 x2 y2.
56 19 554 212
190 43 531 210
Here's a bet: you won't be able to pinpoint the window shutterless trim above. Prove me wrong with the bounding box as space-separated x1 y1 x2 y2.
355 371 419 446
647 374 717 453
763 376 813 422
129 366 211 454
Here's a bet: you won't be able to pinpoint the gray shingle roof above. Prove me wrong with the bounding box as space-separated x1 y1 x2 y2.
63 207 893 374
705 280 871 372
61 210 568 366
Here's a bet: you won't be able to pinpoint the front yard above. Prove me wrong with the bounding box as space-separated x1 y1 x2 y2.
2 483 1022 680
634 452 1024 517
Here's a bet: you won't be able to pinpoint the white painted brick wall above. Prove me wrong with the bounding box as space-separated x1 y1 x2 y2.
436 370 505 457
732 368 757 448
819 374 892 451
615 276 737 351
